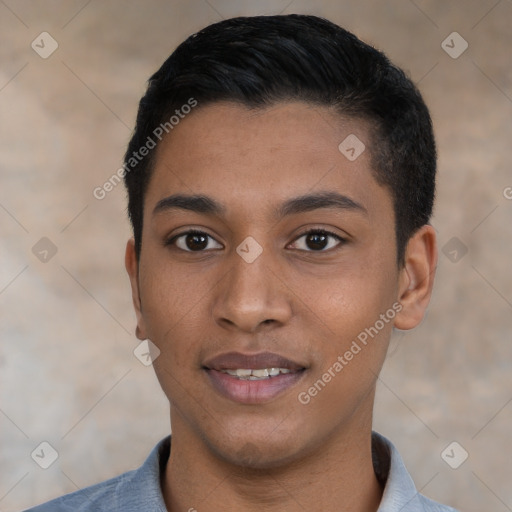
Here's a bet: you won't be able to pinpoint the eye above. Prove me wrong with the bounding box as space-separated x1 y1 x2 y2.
166 229 223 252
289 229 346 252
166 228 346 253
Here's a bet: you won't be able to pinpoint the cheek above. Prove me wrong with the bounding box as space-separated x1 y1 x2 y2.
137 261 205 370
297 293 395 425
314 263 397 337
315 294 393 385
302 257 398 391
138 247 211 333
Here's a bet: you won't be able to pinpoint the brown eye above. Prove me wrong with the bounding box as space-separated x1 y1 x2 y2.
167 230 223 252
291 229 345 252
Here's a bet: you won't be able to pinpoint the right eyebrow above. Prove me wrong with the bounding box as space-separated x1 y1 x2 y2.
153 194 225 217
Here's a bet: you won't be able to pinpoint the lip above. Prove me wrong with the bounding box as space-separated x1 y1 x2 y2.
203 351 305 371
203 351 307 404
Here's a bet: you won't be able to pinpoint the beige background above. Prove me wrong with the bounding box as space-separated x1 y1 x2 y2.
1 1 511 511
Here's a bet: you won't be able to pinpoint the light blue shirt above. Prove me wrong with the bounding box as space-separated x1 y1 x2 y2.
24 432 458 511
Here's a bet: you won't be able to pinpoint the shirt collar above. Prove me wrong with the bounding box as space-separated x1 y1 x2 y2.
372 431 430 511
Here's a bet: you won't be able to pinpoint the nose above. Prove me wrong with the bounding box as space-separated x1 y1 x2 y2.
212 247 293 333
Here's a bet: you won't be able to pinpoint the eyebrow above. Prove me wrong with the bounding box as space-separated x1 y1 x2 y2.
152 191 367 219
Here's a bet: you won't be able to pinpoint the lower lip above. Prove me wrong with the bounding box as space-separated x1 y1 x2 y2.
205 369 306 404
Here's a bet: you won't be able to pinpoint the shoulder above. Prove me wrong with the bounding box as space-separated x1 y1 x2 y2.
24 436 170 512
23 471 134 512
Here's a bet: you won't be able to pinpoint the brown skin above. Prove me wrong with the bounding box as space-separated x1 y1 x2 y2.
125 101 437 511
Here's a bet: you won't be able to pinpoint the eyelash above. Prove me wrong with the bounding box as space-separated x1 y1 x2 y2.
165 228 346 253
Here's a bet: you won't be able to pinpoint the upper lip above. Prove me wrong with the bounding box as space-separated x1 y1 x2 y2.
203 351 306 371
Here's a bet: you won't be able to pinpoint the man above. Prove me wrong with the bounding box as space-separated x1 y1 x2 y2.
26 13 458 512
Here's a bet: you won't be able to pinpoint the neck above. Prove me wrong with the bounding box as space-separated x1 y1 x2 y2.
162 411 383 512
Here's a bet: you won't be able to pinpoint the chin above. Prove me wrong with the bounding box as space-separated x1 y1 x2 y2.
210 430 311 471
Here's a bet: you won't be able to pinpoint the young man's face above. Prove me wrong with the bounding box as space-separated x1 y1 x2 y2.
126 101 433 468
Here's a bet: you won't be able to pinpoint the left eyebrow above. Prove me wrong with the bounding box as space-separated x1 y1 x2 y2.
152 191 367 219
275 191 368 218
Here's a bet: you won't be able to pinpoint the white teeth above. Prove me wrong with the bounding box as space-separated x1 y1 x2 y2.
219 368 295 380
251 369 269 378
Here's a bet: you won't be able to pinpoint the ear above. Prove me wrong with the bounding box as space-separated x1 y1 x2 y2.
394 224 437 330
125 238 148 340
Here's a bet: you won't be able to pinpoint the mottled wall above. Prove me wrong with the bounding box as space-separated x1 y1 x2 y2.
1 1 511 511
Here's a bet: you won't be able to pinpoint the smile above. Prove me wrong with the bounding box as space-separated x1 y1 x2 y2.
203 351 307 404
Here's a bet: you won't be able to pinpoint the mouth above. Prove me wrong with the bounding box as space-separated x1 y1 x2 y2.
203 351 307 404
217 367 296 380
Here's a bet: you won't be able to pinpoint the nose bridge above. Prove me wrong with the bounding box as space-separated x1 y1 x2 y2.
230 245 272 300
213 239 291 332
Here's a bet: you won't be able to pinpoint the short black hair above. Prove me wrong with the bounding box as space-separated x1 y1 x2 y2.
123 14 436 266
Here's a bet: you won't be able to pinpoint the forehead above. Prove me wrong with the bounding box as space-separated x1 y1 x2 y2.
144 101 392 223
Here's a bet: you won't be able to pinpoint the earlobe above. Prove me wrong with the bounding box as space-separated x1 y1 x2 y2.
394 225 438 331
125 238 148 340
